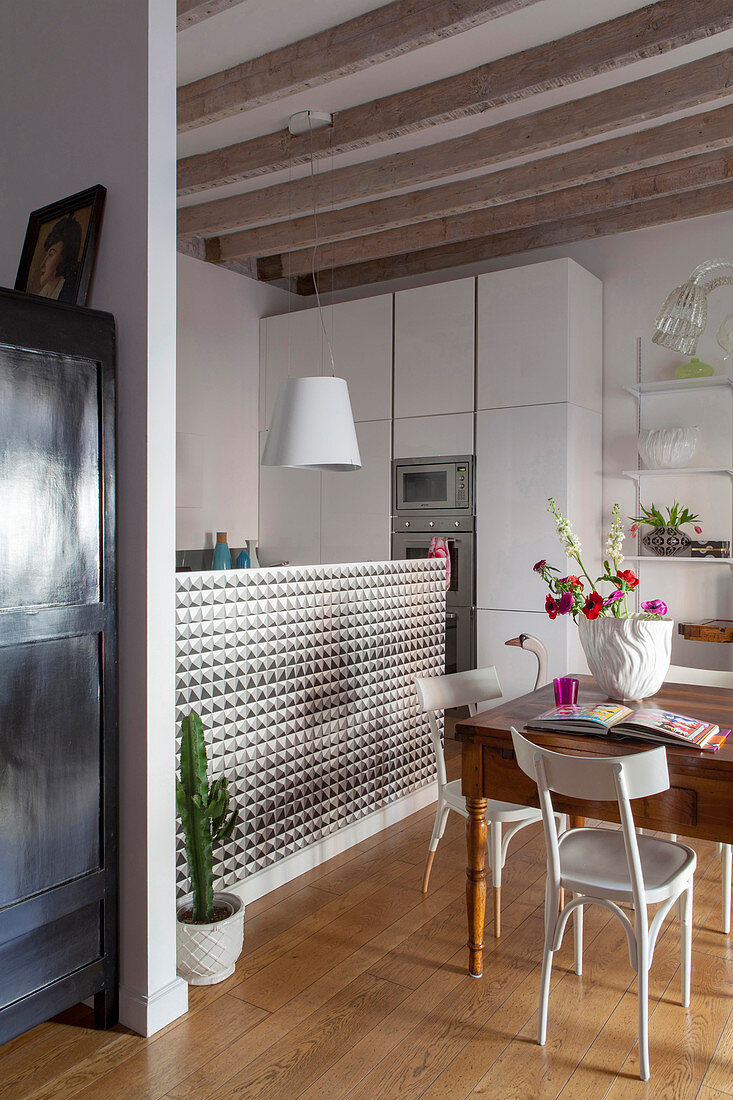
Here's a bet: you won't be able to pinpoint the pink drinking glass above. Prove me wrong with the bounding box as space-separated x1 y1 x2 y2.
553 677 579 706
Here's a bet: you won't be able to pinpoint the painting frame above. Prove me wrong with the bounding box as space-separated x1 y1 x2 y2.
14 185 106 307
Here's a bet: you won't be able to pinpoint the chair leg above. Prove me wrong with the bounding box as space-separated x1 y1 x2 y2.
573 896 583 976
538 931 554 1046
489 821 503 938
637 946 650 1081
722 843 732 935
422 801 450 893
678 886 693 1007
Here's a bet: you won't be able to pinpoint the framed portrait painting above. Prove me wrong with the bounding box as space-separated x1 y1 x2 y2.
15 185 106 307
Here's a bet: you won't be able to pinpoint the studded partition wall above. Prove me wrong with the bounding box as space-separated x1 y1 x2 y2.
175 559 446 893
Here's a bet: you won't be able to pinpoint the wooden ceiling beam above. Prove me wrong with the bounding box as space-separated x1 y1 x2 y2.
177 0 733 179
212 106 733 262
177 0 542 131
177 0 247 31
256 149 733 280
178 48 733 209
288 181 733 295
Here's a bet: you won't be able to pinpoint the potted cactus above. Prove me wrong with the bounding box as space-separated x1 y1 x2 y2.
175 711 244 985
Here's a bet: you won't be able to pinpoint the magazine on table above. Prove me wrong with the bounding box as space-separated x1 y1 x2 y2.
527 703 730 752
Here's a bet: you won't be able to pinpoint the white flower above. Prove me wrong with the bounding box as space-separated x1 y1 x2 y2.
606 503 625 568
547 497 582 560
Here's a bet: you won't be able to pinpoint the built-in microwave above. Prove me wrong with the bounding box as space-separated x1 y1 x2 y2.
393 455 474 514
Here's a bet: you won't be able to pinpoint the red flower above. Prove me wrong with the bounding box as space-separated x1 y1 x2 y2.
582 592 604 620
616 569 639 589
545 594 558 620
560 575 584 589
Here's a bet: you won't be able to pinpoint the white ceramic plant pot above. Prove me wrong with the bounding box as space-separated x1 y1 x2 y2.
176 891 244 985
578 617 673 702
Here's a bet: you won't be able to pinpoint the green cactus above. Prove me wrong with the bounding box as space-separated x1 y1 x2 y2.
176 711 237 924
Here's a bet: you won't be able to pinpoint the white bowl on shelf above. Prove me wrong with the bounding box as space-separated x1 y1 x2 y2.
638 426 700 469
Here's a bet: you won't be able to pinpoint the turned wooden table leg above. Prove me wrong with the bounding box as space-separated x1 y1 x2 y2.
466 796 488 978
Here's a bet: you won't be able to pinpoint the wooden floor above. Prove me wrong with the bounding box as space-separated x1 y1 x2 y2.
3 746 732 1099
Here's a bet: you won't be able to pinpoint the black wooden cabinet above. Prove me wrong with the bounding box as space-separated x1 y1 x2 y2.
0 287 117 1043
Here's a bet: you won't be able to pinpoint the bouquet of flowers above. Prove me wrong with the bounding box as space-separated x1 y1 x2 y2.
534 499 668 621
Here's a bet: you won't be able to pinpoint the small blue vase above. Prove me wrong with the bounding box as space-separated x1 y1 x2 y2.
212 532 231 570
235 548 250 569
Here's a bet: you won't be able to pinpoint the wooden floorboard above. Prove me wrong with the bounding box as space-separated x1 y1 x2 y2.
2 761 731 1100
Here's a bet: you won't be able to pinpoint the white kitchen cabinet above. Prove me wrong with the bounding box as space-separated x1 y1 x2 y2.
477 259 602 413
394 278 474 418
260 309 325 431
393 413 474 459
258 431 322 566
320 420 391 564
476 609 571 708
476 404 601 612
331 296 392 422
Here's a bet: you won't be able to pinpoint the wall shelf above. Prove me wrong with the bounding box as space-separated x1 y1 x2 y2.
623 467 733 480
624 376 733 398
624 555 733 565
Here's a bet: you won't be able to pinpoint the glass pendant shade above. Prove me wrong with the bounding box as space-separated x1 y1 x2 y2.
652 282 707 355
261 376 361 471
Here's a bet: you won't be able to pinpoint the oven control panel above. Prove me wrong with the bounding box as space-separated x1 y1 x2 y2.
391 515 474 533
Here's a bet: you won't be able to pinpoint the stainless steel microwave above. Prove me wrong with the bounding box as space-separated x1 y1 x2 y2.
393 455 474 514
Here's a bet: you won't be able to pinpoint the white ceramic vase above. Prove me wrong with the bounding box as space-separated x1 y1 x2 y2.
176 891 244 985
577 617 673 702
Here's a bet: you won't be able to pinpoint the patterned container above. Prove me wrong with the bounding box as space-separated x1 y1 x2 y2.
176 891 244 985
642 525 691 557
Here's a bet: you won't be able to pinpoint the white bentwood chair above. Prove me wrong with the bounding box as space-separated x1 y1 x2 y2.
415 667 543 937
665 663 733 934
511 728 696 1082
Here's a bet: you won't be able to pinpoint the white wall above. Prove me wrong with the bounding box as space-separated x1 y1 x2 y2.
317 210 733 672
176 255 291 551
0 0 187 1035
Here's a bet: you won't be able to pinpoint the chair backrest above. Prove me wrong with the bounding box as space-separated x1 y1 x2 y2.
415 667 502 791
511 728 670 908
666 664 733 689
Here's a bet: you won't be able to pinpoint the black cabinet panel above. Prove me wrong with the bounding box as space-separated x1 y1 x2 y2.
0 903 101 1011
0 346 100 610
0 636 101 905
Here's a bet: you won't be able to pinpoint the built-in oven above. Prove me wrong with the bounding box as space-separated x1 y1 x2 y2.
393 455 473 514
391 516 474 608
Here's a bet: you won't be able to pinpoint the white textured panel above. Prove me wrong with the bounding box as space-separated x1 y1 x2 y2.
175 560 445 892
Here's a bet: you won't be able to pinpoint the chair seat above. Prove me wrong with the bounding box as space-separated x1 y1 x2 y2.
444 779 542 823
559 828 696 904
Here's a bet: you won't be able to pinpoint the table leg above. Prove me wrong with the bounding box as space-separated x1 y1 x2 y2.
466 796 488 978
569 815 585 830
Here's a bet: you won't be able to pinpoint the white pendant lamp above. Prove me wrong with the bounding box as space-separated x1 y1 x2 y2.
261 375 361 471
262 110 361 473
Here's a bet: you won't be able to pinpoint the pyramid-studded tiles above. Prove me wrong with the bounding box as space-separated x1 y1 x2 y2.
175 559 445 893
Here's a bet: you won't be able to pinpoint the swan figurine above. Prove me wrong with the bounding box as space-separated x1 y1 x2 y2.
505 633 549 690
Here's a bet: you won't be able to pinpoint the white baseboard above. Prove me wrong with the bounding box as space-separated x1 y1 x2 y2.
227 780 438 908
119 975 189 1036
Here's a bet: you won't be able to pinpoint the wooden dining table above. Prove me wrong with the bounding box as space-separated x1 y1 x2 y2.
454 675 733 977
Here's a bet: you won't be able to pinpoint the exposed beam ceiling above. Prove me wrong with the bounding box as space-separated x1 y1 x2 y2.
289 180 733 294
177 0 542 130
254 148 733 279
177 0 247 32
177 0 733 295
205 106 733 263
178 0 733 180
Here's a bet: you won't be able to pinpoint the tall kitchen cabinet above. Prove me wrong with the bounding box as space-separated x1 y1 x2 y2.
259 295 393 564
475 259 603 705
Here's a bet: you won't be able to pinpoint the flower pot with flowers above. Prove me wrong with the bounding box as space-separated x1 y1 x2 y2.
630 500 702 558
534 499 673 702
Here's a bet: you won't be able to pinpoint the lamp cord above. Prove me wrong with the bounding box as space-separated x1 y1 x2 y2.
308 115 336 376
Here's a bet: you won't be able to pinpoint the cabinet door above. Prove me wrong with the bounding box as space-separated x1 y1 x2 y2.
260 309 325 431
258 432 321 566
394 278 474 418
331 296 392 422
476 405 569 612
320 420 391 564
393 412 474 459
476 610 568 707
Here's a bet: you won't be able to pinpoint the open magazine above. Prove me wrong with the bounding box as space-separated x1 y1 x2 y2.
527 703 730 752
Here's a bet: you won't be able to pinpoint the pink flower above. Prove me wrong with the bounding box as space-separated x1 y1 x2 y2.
694 526 702 534
557 591 574 615
630 523 638 538
641 599 668 617
604 590 624 606
534 560 547 573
